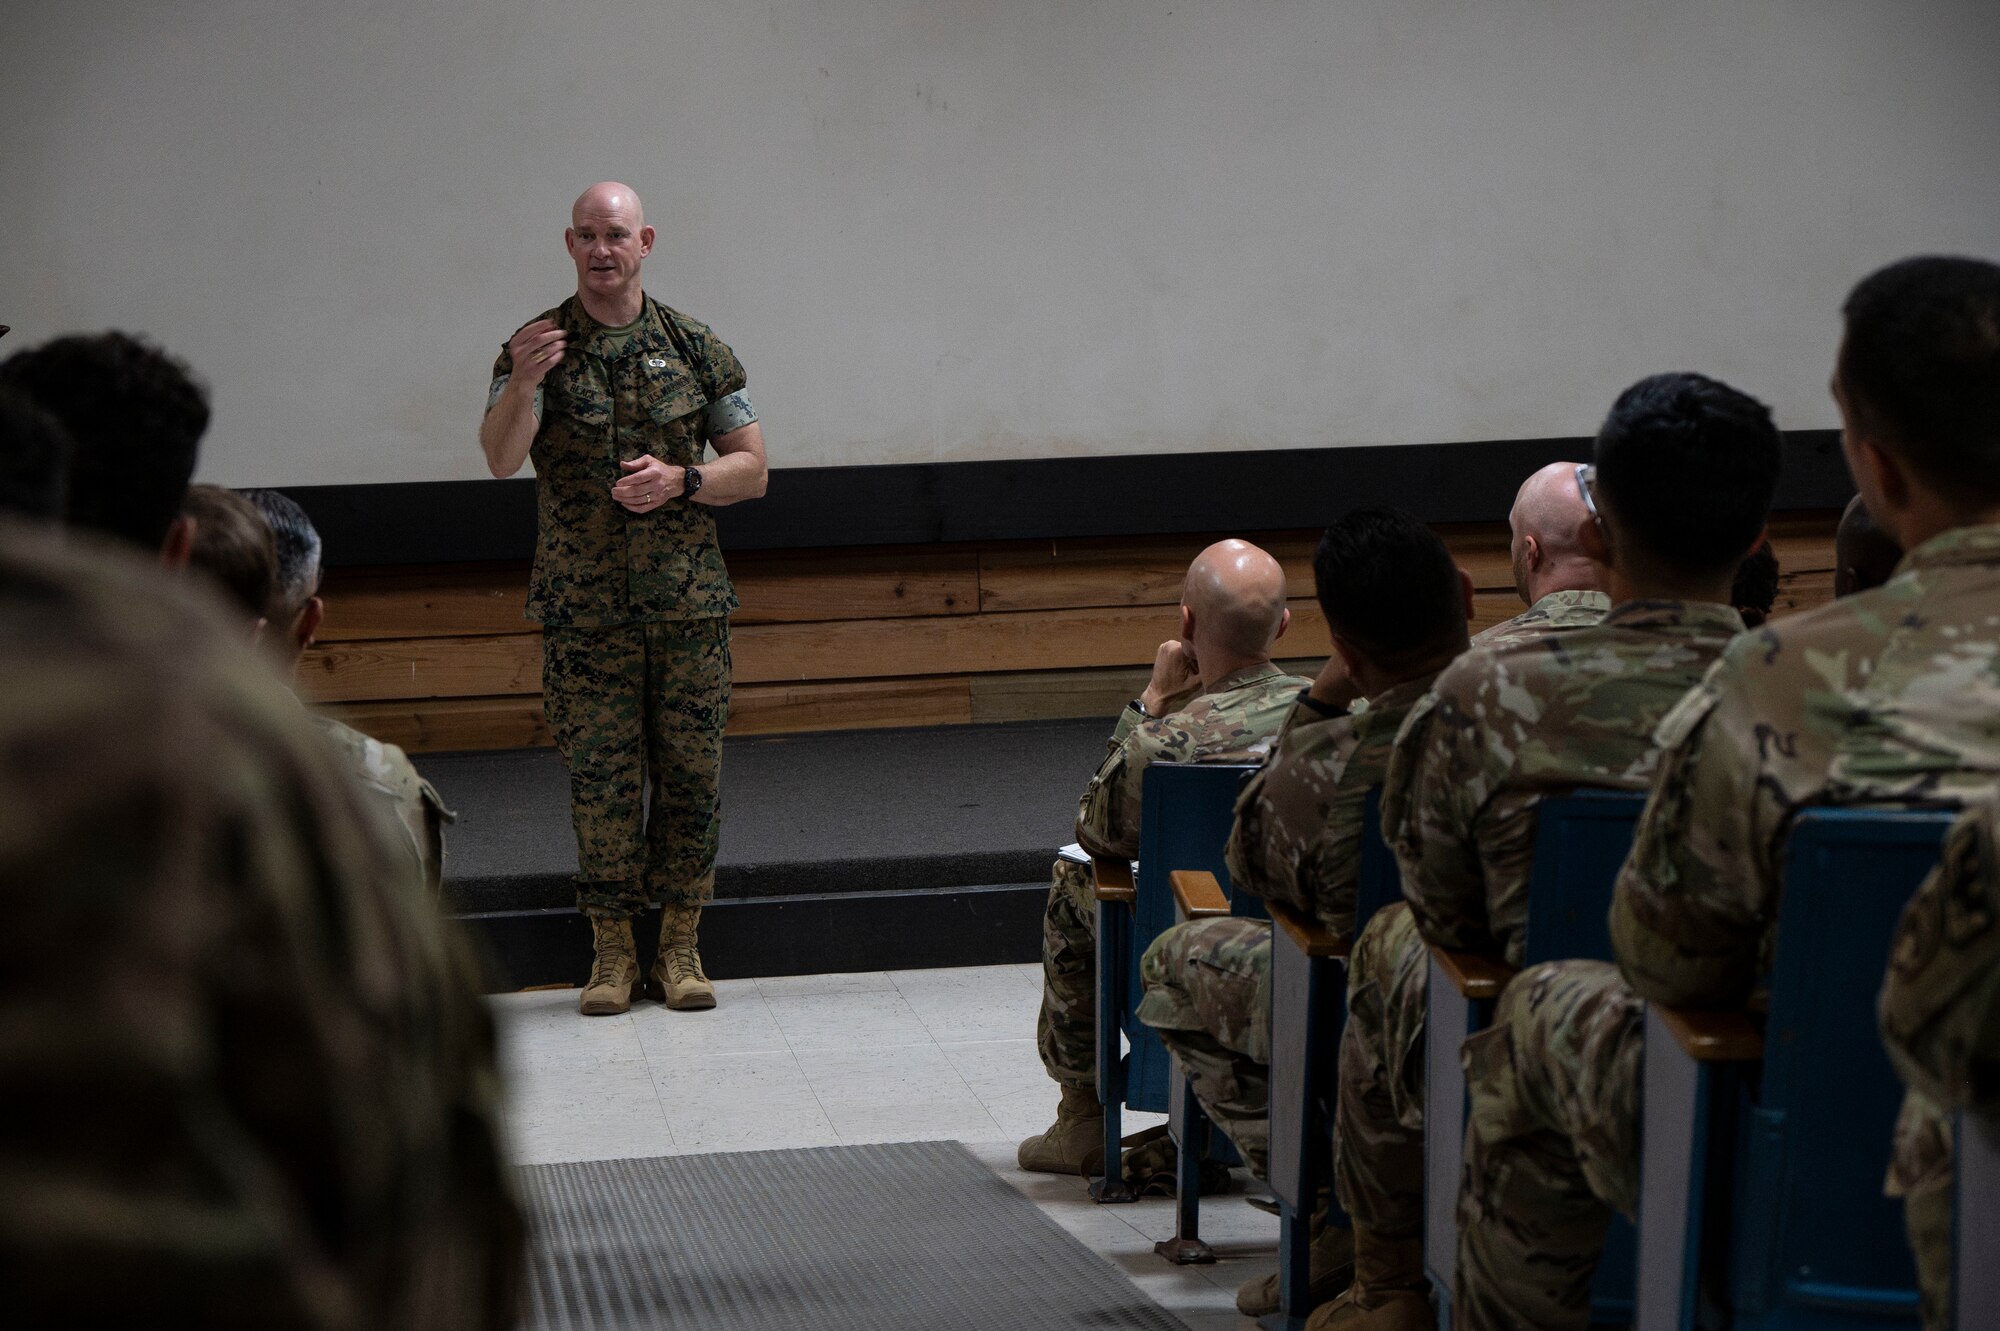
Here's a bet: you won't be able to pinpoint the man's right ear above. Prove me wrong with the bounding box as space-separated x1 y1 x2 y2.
159 515 196 571
294 595 326 653
1457 566 1476 619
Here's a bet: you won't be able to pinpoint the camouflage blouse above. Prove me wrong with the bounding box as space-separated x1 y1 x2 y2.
1225 672 1439 936
491 294 747 626
1384 599 1742 966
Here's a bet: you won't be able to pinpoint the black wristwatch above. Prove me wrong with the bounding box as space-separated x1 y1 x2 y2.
683 466 703 499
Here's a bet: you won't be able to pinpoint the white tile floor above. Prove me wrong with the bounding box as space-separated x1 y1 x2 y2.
492 962 1279 1329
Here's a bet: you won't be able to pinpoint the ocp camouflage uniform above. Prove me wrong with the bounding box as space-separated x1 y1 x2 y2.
490 294 753 919
1335 597 1726 1243
317 714 455 895
1881 795 2000 1331
1457 527 2000 1331
0 521 521 1329
1134 673 1438 1176
1037 663 1310 1088
1470 588 1611 651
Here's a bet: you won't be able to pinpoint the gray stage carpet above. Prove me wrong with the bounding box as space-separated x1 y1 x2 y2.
518 1140 1189 1331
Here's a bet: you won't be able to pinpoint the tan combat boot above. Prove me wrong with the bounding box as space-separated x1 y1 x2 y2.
578 916 639 1016
1302 1226 1432 1330
648 902 717 1010
1236 1215 1357 1317
1016 1082 1105 1174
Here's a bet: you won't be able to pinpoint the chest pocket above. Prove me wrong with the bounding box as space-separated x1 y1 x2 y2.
546 357 613 432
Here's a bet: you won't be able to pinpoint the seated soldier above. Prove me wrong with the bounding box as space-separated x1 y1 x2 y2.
1136 506 1474 1317
1018 539 1310 1175
1327 371 1780 1330
1882 794 2000 1330
1452 255 2000 1331
1837 491 1904 597
245 487 455 895
180 483 280 629
1732 538 1780 626
1480 459 1612 648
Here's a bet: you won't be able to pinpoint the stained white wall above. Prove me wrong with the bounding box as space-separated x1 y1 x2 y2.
3 0 1997 485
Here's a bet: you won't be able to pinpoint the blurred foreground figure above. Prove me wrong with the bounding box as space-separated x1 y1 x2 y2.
0 521 523 1329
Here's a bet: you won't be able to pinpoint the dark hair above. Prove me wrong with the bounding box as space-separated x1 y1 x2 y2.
1593 372 1781 577
242 488 324 623
0 332 210 549
1838 255 2000 504
1312 505 1467 671
1730 539 1780 627
181 484 278 622
0 387 72 520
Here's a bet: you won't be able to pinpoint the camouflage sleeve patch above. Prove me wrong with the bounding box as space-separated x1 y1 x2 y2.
1610 669 1774 1007
704 389 757 438
486 373 543 418
1880 798 2000 1112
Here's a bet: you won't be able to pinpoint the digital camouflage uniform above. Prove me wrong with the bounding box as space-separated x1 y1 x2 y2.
317 714 454 895
1457 527 2000 1331
490 293 751 919
0 521 521 1329
1469 588 1612 651
1134 673 1439 1177
1882 795 2000 1330
1037 663 1310 1088
1337 597 1729 1243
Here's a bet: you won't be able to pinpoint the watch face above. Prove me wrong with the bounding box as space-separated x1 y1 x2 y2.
686 467 702 494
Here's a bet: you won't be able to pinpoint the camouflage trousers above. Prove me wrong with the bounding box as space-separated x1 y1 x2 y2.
1038 856 1098 1087
542 617 730 920
1136 915 1274 1178
1887 1089 1954 1331
1333 903 1430 1235
1455 959 1643 1331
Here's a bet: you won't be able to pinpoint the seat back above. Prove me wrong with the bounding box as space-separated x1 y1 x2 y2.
1529 788 1650 1322
1123 762 1260 1112
1355 787 1401 942
1727 807 1952 1327
1521 788 1651 967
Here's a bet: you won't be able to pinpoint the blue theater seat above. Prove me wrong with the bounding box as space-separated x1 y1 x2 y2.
1423 789 1651 1328
1634 807 1954 1331
1250 789 1404 1328
1091 761 1259 1203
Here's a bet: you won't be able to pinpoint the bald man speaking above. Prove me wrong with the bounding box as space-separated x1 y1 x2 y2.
1020 540 1310 1178
481 182 767 1018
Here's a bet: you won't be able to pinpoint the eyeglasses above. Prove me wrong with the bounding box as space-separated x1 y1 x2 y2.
1574 463 1602 525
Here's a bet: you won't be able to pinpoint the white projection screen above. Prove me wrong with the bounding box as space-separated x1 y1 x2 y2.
3 0 1998 486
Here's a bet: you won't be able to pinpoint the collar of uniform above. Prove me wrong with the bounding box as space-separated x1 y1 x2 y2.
1210 661 1291 696
1598 598 1744 635
556 293 676 358
1528 588 1612 617
1893 524 2000 578
1351 668 1442 737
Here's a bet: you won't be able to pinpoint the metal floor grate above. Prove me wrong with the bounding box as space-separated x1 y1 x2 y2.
518 1140 1191 1330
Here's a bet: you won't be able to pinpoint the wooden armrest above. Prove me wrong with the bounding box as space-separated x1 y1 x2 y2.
1267 899 1350 959
1169 870 1232 919
1092 854 1136 904
1652 1004 1764 1063
1430 946 1519 1001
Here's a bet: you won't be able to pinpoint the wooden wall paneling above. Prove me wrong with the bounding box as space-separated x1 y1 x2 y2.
731 597 1337 685
299 632 544 703
317 563 532 641
728 677 973 735
325 695 551 753
730 547 980 623
975 534 1322 613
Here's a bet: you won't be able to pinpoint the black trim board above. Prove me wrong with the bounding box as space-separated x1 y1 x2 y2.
288 433 1850 568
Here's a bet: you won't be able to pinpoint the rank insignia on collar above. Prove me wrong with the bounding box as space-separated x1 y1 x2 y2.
646 357 668 369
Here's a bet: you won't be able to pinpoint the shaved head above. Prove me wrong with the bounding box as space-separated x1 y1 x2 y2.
1508 460 1600 603
1184 539 1289 659
572 181 645 229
